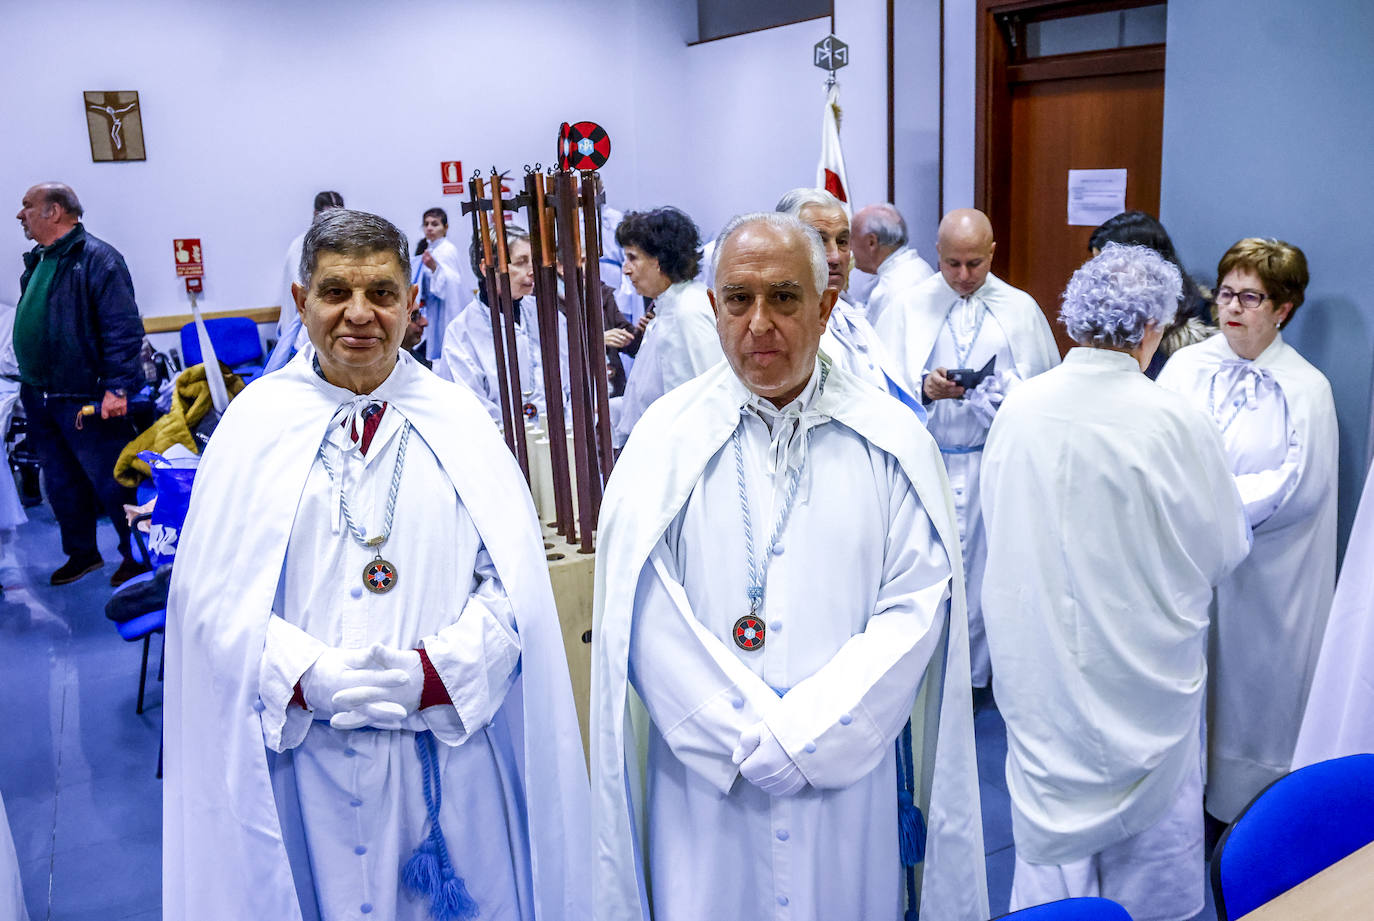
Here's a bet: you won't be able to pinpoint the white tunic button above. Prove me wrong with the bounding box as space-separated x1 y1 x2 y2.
731 697 745 709
771 542 785 556
777 895 789 907
252 698 266 713
769 621 782 632
776 829 789 841
350 585 363 599
839 713 852 725
804 742 817 754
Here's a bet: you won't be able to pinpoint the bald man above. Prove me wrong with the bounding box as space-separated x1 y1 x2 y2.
852 203 933 328
878 209 1059 689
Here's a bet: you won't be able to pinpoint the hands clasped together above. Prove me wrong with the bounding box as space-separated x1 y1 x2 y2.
732 722 808 797
301 643 424 731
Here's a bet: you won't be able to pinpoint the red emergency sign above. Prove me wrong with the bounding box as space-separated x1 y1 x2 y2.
174 238 204 277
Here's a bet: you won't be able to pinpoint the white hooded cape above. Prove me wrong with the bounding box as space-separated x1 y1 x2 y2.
1294 461 1374 765
163 349 590 920
1158 333 1338 819
590 361 988 921
877 272 1060 394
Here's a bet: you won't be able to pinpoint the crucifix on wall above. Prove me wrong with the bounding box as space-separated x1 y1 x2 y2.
84 90 146 161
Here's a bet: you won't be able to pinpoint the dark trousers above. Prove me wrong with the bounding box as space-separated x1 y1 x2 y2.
20 386 137 561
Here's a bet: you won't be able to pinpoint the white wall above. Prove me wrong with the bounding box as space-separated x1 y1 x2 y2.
0 0 641 323
2 0 950 329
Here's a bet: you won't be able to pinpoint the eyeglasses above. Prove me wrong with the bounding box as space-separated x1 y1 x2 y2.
1215 287 1271 310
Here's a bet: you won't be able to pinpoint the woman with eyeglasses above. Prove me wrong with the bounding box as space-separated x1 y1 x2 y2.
1157 237 1338 836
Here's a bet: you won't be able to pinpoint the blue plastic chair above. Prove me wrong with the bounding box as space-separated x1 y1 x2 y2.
994 898 1133 920
1212 753 1374 919
179 316 265 380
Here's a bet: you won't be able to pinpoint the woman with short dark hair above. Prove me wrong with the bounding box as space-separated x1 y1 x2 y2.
1158 237 1338 833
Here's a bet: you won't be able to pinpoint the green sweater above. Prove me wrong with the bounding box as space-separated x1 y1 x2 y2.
13 244 58 388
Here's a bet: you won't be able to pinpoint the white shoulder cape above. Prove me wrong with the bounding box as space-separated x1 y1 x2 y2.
590 361 988 921
880 272 1060 392
163 350 590 920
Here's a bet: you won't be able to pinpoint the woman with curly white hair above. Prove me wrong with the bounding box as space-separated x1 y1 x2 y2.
1157 239 1337 831
979 244 1251 920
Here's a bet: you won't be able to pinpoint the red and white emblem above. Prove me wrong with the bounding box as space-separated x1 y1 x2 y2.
363 558 398 594
733 615 765 651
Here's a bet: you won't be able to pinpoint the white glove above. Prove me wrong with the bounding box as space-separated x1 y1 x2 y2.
732 723 808 797
300 643 419 731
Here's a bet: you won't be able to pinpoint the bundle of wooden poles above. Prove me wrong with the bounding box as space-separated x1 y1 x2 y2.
462 167 614 554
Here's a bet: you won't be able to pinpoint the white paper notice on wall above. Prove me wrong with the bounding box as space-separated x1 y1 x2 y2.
1067 169 1128 226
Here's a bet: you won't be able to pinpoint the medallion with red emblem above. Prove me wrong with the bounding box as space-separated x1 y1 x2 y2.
733 614 765 651
363 557 398 594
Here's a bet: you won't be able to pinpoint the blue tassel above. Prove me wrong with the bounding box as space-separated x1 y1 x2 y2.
403 731 481 920
403 840 444 900
433 875 480 921
898 789 927 867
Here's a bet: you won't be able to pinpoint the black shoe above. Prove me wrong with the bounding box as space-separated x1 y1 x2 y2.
110 557 152 588
51 554 104 585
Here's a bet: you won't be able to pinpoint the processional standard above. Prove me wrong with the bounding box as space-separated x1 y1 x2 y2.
462 166 614 555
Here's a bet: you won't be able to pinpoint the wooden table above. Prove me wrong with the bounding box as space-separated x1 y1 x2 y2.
1240 840 1374 919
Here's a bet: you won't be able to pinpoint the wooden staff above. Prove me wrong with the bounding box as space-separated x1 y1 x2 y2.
553 171 597 553
490 174 530 480
525 168 575 539
467 174 519 457
579 170 615 485
564 177 603 520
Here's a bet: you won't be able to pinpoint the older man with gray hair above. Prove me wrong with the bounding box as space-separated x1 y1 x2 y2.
774 189 919 412
981 244 1250 920
852 202 933 328
592 211 985 921
165 209 589 921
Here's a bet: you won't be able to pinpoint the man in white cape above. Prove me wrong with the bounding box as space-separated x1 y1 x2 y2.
590 212 986 921
981 244 1250 920
851 202 934 329
774 189 920 415
879 209 1059 688
164 210 589 921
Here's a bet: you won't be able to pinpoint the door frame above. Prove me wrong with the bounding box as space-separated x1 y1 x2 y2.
975 0 1167 274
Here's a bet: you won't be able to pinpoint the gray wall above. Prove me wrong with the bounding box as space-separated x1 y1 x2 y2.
1160 0 1374 559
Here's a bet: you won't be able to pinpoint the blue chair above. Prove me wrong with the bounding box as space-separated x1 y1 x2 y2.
179 316 265 381
1212 753 1374 919
994 898 1133 920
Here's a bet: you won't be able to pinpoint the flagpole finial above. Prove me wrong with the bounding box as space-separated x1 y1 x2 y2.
813 33 849 85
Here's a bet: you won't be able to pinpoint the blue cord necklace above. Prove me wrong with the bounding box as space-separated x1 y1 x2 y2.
730 363 829 651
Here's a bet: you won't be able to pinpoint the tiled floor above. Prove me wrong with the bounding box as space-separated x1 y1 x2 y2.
0 504 1217 920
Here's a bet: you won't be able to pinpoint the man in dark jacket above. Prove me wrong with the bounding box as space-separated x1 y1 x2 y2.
15 183 146 585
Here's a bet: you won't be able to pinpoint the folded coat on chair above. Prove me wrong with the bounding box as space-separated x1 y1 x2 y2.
114 363 244 486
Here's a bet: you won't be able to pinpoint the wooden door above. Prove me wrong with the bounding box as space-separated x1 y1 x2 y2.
1007 69 1163 354
977 0 1167 354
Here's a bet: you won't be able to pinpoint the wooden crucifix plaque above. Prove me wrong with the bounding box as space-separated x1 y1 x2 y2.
84 90 146 162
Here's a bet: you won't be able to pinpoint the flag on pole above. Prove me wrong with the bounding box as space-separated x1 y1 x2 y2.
817 82 851 218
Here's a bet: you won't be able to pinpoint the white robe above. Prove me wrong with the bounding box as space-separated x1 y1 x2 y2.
258 402 528 919
819 297 907 397
880 273 1059 687
265 231 312 373
864 246 934 329
981 347 1250 867
437 297 546 429
1294 461 1374 765
1158 333 1338 820
163 350 590 921
414 235 466 359
612 279 723 447
0 792 26 921
592 360 988 921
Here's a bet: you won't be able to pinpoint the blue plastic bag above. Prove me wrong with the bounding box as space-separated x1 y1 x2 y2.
136 450 198 567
